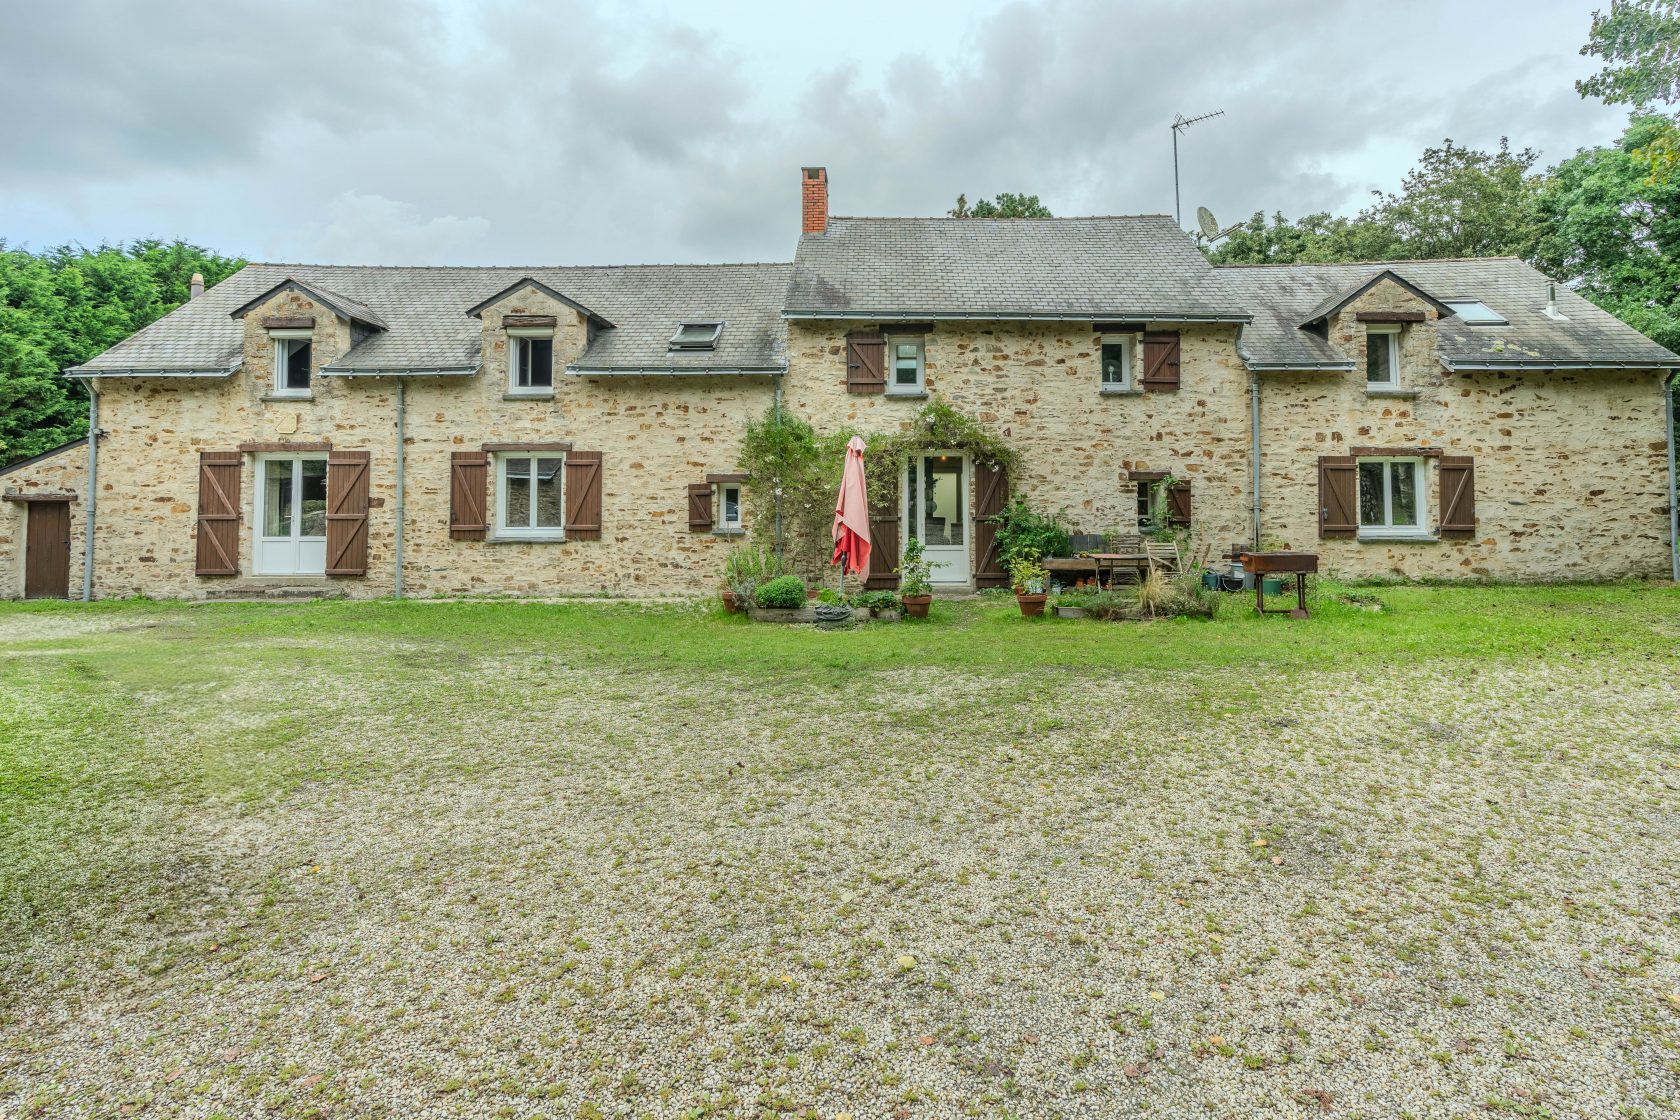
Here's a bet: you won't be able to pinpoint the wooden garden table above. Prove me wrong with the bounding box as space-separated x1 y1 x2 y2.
1236 551 1318 619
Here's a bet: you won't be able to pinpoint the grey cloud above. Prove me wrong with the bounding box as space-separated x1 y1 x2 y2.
0 0 1632 266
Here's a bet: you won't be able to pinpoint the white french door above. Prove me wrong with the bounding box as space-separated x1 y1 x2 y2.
254 455 328 575
904 452 969 584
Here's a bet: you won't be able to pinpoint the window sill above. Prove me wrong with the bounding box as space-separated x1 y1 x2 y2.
1365 387 1418 398
503 390 555 401
1357 531 1437 544
488 533 567 544
884 389 928 399
262 392 314 402
711 527 746 537
1099 386 1142 396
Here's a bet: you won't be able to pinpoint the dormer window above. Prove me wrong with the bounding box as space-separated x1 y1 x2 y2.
669 321 722 351
1444 300 1506 325
507 330 554 396
271 331 313 397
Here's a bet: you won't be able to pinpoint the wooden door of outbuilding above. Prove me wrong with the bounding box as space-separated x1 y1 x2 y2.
24 501 71 599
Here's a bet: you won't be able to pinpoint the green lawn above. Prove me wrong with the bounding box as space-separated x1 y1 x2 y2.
3 585 1679 1118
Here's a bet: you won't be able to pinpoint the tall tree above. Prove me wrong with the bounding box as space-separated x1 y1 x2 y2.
1211 139 1541 264
949 192 1053 219
1534 113 1680 354
1578 0 1680 183
0 240 244 466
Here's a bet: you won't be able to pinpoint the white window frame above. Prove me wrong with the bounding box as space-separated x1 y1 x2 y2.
270 329 314 398
494 452 567 541
1099 333 1137 392
506 328 556 396
885 335 926 396
717 483 743 531
1356 456 1427 539
1365 324 1401 389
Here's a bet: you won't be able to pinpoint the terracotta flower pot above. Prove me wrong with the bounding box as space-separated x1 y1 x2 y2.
901 594 932 619
1015 592 1048 618
722 590 741 614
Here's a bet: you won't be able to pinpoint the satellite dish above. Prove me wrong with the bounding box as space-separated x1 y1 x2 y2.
1196 206 1220 240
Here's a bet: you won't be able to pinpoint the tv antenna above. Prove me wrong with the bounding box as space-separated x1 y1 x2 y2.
1172 109 1224 227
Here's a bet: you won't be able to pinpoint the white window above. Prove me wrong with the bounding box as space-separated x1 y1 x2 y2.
886 336 924 395
718 483 742 531
1365 325 1401 388
1443 300 1506 325
495 453 566 539
1100 334 1136 391
271 331 313 396
508 331 554 394
1357 457 1426 537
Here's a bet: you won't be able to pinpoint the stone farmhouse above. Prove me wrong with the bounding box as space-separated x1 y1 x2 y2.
4 167 1677 600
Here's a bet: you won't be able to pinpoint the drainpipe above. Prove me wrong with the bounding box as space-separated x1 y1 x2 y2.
81 378 99 602
394 380 406 598
1666 375 1678 581
772 372 784 561
1250 369 1262 550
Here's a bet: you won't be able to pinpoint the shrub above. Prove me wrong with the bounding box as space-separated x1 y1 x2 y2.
992 497 1071 572
754 574 808 609
848 589 902 612
722 544 786 603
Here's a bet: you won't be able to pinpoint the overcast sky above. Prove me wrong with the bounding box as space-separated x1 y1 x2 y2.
0 0 1626 266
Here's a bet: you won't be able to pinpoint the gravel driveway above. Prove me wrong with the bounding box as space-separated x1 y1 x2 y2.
3 601 1678 1118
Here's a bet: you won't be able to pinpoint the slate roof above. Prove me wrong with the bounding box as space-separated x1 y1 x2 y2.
1218 257 1680 370
69 262 793 377
66 237 1677 380
231 278 390 331
785 216 1249 322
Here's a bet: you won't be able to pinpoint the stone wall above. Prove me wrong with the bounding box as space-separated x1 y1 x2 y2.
0 440 87 599
79 285 777 599
780 319 1255 566
33 275 1677 600
1256 281 1672 579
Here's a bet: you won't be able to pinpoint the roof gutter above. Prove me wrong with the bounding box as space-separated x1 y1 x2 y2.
565 365 787 377
318 364 480 377
782 310 1253 324
1244 360 1356 372
62 361 242 379
1440 357 1680 371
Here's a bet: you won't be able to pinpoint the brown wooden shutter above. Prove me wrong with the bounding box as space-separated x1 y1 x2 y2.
565 451 602 540
1318 456 1357 538
325 451 370 576
972 460 1009 588
195 451 241 576
1166 479 1192 528
1438 456 1476 537
1140 331 1181 390
864 468 901 589
846 333 886 394
449 451 488 540
687 482 713 532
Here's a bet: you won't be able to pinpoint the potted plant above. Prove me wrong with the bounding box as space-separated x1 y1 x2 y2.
896 537 934 619
1010 552 1050 618
722 544 781 613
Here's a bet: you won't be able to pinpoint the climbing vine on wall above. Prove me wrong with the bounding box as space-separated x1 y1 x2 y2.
735 397 1021 572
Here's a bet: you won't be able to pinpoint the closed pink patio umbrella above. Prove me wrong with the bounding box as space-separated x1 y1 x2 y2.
832 435 872 595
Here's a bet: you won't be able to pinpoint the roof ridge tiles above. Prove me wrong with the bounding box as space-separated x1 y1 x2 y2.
242 260 794 271
1213 255 1526 269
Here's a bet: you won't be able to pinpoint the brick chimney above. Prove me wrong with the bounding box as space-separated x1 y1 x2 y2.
801 167 828 234
190 272 204 299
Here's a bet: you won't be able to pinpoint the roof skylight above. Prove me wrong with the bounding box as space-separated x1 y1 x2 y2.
1444 300 1507 325
669 321 723 351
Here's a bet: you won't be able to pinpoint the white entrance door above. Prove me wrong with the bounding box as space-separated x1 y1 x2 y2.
254 455 328 575
905 452 969 584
